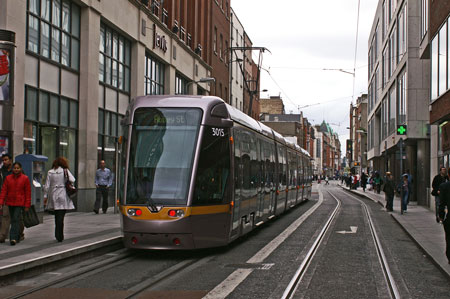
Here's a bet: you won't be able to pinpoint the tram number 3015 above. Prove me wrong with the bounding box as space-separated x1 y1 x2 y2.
212 127 225 137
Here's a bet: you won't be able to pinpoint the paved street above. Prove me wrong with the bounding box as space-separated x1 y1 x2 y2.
1 182 449 298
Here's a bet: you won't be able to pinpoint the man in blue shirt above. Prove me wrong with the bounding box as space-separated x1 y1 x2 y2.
94 160 113 214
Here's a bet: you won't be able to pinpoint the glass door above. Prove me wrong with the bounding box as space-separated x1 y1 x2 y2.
40 126 58 173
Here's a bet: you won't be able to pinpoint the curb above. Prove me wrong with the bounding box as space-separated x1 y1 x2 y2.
0 236 122 278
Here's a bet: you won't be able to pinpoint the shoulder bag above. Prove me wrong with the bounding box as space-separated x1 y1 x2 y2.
23 205 40 228
64 169 77 198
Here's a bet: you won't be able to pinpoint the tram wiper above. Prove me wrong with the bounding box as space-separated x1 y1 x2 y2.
147 197 159 213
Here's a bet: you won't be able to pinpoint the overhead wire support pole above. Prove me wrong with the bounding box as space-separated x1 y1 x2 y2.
229 46 271 117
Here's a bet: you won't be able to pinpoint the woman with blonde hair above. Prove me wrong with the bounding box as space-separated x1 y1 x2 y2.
44 157 75 242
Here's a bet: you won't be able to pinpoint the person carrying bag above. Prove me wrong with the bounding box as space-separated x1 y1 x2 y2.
44 157 75 242
0 162 31 246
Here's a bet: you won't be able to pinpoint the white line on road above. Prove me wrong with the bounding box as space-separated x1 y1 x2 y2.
203 189 325 299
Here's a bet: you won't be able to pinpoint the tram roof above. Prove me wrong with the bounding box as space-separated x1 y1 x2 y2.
130 95 310 157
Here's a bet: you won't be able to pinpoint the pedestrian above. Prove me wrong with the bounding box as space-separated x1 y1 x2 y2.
325 176 329 185
401 174 409 214
43 157 75 242
361 172 368 192
432 167 448 223
438 178 450 264
0 162 31 246
383 172 395 212
0 154 13 243
374 172 383 194
94 160 113 214
404 169 413 203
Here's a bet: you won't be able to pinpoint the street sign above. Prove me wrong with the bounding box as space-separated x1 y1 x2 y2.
397 125 407 135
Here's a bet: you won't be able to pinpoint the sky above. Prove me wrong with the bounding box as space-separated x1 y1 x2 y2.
231 0 380 152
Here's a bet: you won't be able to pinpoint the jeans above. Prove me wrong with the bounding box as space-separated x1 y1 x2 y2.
435 196 440 218
8 206 23 242
402 191 409 212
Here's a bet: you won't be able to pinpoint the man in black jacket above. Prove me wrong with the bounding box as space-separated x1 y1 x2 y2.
432 167 448 223
383 172 395 212
438 179 450 264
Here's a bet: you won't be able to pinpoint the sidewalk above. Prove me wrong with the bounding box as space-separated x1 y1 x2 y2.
340 184 450 278
0 211 121 279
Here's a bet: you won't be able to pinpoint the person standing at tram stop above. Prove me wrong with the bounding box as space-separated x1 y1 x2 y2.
0 162 31 246
43 157 75 242
400 174 409 214
374 172 383 194
382 172 395 212
437 177 450 265
432 167 448 223
361 172 368 192
404 169 413 204
94 160 113 214
0 154 14 242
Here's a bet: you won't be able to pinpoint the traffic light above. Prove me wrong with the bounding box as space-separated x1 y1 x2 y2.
346 139 352 151
397 125 407 135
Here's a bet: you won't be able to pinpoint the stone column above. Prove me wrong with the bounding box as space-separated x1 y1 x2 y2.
77 7 101 211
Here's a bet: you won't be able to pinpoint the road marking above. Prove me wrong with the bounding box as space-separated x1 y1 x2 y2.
336 226 358 234
203 188 325 299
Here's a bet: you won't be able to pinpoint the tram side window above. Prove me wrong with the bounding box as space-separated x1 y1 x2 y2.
193 126 231 205
288 151 297 189
278 146 287 189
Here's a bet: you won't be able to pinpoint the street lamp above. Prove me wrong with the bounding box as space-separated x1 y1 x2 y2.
186 77 215 94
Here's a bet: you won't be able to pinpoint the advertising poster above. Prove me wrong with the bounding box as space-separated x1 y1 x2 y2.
0 136 8 155
0 49 10 101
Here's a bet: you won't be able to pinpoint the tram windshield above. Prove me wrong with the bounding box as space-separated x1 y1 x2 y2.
126 108 202 205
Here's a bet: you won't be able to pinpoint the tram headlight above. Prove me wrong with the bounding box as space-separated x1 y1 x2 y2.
168 209 185 218
127 208 142 216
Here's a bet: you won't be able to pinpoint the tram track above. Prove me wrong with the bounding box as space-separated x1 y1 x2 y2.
281 188 400 299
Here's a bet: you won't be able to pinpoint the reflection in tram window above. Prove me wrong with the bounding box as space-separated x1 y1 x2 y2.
193 126 230 205
126 108 202 205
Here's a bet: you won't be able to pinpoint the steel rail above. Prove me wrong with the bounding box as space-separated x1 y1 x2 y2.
5 249 134 299
341 189 401 299
281 188 341 299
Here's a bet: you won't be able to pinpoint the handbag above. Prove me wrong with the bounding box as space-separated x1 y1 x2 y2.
23 205 40 228
64 168 77 198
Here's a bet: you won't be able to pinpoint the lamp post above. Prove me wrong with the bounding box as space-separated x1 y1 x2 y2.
186 77 215 95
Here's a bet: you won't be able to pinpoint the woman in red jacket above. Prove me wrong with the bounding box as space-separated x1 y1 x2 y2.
0 162 31 245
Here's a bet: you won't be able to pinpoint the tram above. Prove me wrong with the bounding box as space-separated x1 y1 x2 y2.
119 95 312 249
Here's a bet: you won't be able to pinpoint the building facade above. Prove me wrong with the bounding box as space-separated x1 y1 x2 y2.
349 94 368 175
367 0 430 204
422 0 450 212
0 0 231 211
229 7 244 111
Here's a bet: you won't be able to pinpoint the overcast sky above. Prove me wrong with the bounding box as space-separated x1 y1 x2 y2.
231 0 380 150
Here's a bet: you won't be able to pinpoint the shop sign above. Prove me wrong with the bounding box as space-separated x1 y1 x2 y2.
0 49 10 101
153 24 167 53
442 122 450 152
0 136 9 155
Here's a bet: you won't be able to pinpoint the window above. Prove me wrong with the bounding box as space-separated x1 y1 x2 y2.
421 0 428 39
431 35 438 100
389 85 396 134
389 27 396 77
175 74 187 94
219 34 223 59
397 69 406 125
374 67 379 104
381 97 388 140
99 24 131 92
398 5 406 62
27 0 80 70
213 27 217 54
389 0 396 21
439 24 447 96
382 46 388 88
145 54 165 95
382 0 388 40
